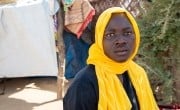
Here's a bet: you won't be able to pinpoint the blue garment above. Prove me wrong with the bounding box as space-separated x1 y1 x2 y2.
63 30 90 79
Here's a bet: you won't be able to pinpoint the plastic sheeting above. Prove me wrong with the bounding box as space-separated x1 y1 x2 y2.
0 0 59 77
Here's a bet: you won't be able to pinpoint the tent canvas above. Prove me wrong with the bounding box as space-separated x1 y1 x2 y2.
0 0 59 78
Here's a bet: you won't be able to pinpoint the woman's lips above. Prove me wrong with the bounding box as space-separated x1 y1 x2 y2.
114 50 128 56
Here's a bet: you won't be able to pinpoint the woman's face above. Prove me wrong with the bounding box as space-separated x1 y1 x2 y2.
103 13 135 62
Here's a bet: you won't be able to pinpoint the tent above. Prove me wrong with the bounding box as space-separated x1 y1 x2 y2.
0 0 59 77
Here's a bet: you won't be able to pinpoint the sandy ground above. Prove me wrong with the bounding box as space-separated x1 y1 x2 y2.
0 77 65 110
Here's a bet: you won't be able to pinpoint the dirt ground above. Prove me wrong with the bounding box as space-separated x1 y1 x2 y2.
0 77 65 110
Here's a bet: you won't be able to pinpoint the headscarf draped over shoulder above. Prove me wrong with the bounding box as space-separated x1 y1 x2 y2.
87 7 159 110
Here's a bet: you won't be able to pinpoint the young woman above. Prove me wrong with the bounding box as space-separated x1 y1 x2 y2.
63 7 159 110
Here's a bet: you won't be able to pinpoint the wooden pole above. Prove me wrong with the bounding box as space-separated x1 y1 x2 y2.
56 2 65 99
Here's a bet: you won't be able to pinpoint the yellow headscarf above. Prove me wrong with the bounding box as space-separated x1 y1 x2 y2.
87 7 159 110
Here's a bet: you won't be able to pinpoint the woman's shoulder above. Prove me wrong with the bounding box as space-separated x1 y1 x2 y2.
75 64 96 80
64 64 99 98
64 64 99 100
69 64 97 88
63 65 99 110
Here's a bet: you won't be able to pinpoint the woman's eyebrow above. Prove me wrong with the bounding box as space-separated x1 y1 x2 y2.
105 28 116 33
123 27 133 31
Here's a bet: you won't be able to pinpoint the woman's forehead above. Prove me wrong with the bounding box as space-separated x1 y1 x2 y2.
110 13 129 23
105 13 132 30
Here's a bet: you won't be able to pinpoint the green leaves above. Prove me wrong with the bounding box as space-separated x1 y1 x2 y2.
137 0 179 104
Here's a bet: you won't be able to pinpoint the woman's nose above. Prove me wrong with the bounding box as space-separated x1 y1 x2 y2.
114 37 127 46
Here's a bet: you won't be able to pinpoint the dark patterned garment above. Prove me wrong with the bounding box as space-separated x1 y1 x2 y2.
63 64 139 110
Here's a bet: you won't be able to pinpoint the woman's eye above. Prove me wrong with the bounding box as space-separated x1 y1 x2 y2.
124 31 132 36
105 33 115 39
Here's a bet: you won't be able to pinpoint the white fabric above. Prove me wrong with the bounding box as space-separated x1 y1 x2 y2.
0 0 59 77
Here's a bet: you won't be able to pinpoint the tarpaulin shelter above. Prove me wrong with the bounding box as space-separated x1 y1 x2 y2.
0 0 59 77
0 0 60 96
